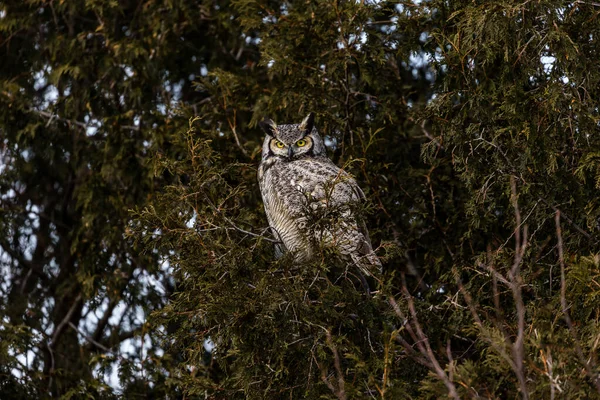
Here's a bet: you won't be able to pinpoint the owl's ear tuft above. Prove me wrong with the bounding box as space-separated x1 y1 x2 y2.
259 118 277 136
299 112 315 134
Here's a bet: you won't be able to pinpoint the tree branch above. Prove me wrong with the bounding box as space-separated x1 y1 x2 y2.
555 211 600 393
324 329 347 400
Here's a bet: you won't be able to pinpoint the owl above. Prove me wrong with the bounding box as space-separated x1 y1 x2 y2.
257 112 381 280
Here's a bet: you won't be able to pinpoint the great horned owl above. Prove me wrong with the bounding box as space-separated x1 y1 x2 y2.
257 112 381 279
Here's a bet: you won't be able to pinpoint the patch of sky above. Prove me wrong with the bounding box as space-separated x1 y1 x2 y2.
541 55 556 75
379 16 398 35
92 364 119 393
85 116 101 137
33 68 58 109
103 331 158 390
122 65 134 78
555 7 566 22
426 93 438 106
170 80 183 103
0 253 13 302
135 265 170 298
0 143 7 176
204 338 215 352
85 126 98 136
244 35 262 45
27 205 40 230
21 149 32 162
324 136 338 152
280 3 289 16
409 51 428 69
40 297 56 337
33 70 46 90
19 221 38 262
186 210 197 228
262 15 277 24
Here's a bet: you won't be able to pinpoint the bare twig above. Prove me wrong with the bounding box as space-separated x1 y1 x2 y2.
31 109 141 133
50 294 83 348
455 274 519 373
69 322 112 353
509 177 529 400
574 0 600 7
225 219 280 243
388 296 434 369
226 109 248 157
33 109 89 129
324 330 347 400
198 192 280 244
540 197 592 240
555 211 600 393
421 120 443 150
392 274 462 400
46 294 83 392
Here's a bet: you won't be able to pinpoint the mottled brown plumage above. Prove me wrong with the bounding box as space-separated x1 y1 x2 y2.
257 113 380 277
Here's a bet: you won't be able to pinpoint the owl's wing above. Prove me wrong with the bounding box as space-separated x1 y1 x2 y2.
345 178 382 277
291 159 381 275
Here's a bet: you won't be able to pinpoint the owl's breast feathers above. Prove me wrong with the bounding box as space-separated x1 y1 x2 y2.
259 158 380 274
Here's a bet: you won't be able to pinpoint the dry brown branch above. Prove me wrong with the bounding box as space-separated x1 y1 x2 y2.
555 211 600 393
226 109 248 157
69 322 113 354
378 331 395 398
420 119 443 150
391 274 461 400
469 178 530 398
388 296 434 369
32 109 140 132
325 330 347 400
539 197 591 240
46 293 83 391
50 294 83 348
455 275 520 374
509 176 529 400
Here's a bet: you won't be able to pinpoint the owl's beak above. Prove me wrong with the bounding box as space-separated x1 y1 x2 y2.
287 146 293 159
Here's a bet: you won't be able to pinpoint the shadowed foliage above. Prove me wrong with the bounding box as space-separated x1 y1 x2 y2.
1 0 599 398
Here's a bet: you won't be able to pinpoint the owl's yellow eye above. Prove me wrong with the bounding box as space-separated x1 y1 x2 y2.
296 139 307 147
275 141 285 148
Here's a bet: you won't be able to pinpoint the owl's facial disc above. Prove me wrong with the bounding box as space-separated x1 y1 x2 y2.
269 136 313 160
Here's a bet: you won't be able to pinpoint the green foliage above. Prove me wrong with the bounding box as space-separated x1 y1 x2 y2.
2 0 600 398
0 0 252 397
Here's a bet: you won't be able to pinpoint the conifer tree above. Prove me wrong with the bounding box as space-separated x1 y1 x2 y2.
0 0 255 396
2 0 600 398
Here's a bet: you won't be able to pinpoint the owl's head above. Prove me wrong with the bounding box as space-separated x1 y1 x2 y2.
259 113 326 161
